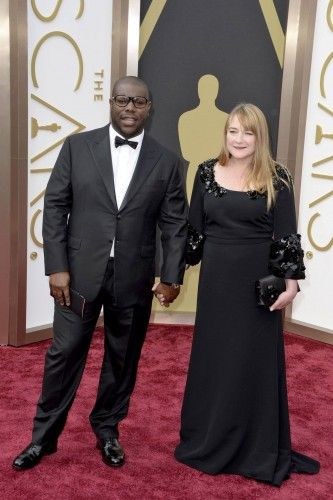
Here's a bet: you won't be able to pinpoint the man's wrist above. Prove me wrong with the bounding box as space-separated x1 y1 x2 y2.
161 282 180 289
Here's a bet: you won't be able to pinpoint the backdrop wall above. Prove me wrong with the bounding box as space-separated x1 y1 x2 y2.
26 1 113 331
291 0 333 333
138 0 289 313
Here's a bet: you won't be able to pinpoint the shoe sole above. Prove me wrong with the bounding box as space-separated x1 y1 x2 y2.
101 456 125 468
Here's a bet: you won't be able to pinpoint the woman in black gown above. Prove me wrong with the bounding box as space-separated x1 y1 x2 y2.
175 103 320 486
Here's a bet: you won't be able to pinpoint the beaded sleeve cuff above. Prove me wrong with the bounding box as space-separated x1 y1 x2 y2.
269 233 306 279
186 224 205 266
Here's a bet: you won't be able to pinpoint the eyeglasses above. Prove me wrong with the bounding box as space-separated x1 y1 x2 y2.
112 95 150 109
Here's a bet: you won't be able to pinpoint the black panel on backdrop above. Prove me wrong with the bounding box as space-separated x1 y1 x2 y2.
139 0 289 158
139 0 289 277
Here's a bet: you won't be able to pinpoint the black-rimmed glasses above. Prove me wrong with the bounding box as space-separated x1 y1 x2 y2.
112 95 150 109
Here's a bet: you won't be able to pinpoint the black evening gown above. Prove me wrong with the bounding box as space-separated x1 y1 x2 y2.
175 160 320 486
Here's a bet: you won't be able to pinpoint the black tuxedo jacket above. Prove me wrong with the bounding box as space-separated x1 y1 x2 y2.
43 125 188 306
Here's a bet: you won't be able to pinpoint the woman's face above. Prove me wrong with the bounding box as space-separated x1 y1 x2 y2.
226 115 256 162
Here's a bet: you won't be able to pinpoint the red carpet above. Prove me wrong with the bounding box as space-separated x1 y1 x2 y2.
1 325 332 499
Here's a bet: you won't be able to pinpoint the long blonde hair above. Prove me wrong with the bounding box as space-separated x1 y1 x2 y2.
218 103 281 209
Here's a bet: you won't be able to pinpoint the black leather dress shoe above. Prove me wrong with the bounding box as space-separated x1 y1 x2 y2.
12 442 57 470
97 438 125 467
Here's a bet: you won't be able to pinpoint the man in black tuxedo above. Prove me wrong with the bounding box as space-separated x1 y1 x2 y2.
13 76 187 469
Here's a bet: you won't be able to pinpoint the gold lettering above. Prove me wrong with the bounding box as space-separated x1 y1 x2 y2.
30 189 46 207
30 168 53 174
328 0 333 32
76 0 84 19
30 209 43 248
94 81 103 91
94 69 104 78
312 155 333 167
320 52 333 98
312 173 333 180
31 31 83 91
94 95 103 101
308 212 333 251
31 0 63 21
31 0 84 21
318 102 333 116
309 190 333 208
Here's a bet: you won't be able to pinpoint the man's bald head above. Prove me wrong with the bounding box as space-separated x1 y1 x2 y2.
112 76 149 99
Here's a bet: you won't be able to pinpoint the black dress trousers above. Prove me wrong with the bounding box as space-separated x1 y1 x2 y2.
32 259 152 446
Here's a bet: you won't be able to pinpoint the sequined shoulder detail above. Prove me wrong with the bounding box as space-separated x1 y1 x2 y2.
198 159 266 199
197 160 293 199
273 164 293 191
199 159 227 197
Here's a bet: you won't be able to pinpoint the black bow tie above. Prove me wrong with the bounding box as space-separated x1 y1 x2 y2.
115 136 138 149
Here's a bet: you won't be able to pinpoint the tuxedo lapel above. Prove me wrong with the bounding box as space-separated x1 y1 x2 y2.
86 125 117 210
119 134 162 211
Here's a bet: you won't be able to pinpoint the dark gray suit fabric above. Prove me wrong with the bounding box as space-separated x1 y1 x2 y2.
32 125 187 444
32 261 152 444
43 125 188 306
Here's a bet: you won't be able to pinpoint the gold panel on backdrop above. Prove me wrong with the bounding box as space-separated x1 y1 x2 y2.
258 0 285 67
139 0 167 58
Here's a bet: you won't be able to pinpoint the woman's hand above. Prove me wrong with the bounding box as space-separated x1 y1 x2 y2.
269 279 299 311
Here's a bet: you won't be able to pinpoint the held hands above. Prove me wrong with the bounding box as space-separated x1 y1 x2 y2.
49 272 71 306
269 279 299 312
152 282 180 307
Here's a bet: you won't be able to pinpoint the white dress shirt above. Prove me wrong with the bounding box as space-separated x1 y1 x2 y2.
109 124 144 256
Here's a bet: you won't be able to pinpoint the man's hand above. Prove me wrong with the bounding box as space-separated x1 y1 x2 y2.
49 272 71 306
152 282 180 307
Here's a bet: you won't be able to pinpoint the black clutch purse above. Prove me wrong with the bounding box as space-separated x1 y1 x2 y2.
255 274 286 308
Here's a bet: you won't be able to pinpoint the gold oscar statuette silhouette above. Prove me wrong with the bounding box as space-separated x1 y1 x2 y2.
178 74 228 200
315 125 333 145
153 75 228 315
178 75 228 313
31 117 61 138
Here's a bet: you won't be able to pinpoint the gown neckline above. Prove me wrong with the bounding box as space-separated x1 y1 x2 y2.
213 161 251 193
